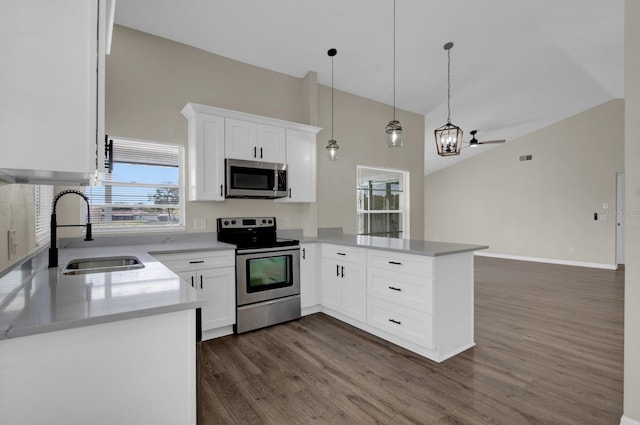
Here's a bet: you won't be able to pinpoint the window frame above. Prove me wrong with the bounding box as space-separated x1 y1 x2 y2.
356 165 410 239
35 185 53 245
85 137 186 234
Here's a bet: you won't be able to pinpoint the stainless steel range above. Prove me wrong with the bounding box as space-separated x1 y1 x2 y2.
217 217 301 334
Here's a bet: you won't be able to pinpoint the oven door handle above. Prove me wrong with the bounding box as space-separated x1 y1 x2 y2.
236 245 300 255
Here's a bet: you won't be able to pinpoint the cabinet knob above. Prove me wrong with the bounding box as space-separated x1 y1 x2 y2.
200 275 203 289
260 147 263 158
253 146 257 158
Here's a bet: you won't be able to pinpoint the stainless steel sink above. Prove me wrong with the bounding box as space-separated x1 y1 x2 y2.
63 256 145 275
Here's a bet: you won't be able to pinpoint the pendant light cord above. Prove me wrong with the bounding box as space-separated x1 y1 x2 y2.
392 0 396 122
331 54 334 140
447 47 451 124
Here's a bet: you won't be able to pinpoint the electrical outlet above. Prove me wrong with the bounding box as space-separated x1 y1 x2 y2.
7 230 17 260
282 217 291 226
193 218 207 230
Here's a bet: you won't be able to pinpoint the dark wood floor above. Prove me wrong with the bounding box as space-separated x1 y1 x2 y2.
200 256 624 424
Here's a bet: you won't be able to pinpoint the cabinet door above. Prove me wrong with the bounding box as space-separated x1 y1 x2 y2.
300 243 317 309
0 0 105 185
198 267 236 331
225 118 257 160
187 113 225 200
276 129 316 203
341 262 367 322
321 259 342 312
257 125 286 163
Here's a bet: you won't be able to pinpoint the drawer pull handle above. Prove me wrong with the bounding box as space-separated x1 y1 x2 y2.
388 319 402 325
189 260 205 264
388 261 402 265
388 286 402 292
337 252 346 256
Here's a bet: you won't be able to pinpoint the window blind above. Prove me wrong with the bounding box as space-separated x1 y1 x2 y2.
35 185 53 244
86 138 184 232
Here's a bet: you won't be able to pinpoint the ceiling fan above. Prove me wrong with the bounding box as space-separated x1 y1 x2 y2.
467 130 506 147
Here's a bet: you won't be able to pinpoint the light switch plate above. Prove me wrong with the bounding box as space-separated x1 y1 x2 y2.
193 218 207 230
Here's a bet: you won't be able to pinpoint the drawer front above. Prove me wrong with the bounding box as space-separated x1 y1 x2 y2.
153 250 235 272
367 250 433 276
367 297 434 349
367 269 433 313
322 244 366 264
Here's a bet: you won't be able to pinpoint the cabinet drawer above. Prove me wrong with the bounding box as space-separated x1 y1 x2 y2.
153 250 235 272
367 269 433 313
367 297 434 349
322 244 366 264
367 250 433 276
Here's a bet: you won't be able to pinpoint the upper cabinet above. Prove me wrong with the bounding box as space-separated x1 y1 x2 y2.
181 103 321 202
0 0 116 186
225 119 286 163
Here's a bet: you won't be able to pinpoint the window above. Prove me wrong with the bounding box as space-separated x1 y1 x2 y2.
35 185 53 244
357 166 409 239
85 137 184 232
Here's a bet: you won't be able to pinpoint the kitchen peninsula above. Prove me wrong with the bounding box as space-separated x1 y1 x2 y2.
303 234 488 362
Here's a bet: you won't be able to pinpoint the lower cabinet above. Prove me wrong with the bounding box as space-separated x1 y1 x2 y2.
315 243 475 363
320 244 366 323
300 243 319 312
153 250 235 339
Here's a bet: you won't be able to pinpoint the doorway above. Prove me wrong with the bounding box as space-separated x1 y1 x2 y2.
616 172 625 265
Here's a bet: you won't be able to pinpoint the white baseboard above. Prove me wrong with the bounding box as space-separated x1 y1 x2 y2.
620 415 640 425
474 251 617 270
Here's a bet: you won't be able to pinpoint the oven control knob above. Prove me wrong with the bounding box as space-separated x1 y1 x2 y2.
224 220 229 225
262 219 267 224
268 219 273 224
231 220 236 225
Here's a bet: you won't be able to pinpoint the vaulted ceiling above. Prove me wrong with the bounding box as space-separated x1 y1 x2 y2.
115 0 624 174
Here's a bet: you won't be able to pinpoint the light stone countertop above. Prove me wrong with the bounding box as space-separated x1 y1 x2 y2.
0 231 486 340
0 233 235 340
302 234 488 257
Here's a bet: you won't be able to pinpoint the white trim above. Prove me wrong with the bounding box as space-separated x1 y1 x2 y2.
182 103 322 134
620 415 640 425
474 251 617 270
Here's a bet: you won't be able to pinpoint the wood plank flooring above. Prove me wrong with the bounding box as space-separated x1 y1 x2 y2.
200 256 624 424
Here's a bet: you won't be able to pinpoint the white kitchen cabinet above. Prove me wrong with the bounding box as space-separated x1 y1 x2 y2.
181 103 321 202
225 118 286 163
181 105 225 201
276 129 317 203
153 250 235 339
365 249 474 362
0 0 115 186
300 243 319 313
320 244 367 323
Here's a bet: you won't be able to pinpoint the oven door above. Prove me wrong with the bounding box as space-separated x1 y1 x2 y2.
236 245 300 306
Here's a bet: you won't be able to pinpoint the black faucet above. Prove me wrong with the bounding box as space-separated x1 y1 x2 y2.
48 190 94 268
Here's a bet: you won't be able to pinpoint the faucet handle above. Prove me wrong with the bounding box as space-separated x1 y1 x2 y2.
84 223 94 241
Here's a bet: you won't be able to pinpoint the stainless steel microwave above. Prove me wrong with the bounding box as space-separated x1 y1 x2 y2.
225 158 288 199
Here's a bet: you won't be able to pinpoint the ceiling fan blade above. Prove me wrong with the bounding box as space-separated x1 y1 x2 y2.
479 139 506 144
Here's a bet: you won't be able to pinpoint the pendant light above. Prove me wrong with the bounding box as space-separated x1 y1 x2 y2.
385 0 403 147
434 42 463 156
326 48 340 161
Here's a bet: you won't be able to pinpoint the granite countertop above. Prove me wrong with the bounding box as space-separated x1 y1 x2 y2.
0 233 235 340
304 234 488 257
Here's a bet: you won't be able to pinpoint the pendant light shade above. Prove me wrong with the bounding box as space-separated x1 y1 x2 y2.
326 48 340 161
386 0 403 147
434 42 463 156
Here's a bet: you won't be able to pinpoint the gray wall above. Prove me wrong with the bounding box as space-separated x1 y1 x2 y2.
425 99 624 267
97 25 425 239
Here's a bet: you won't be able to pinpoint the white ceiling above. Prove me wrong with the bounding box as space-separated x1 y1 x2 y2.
114 0 624 175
